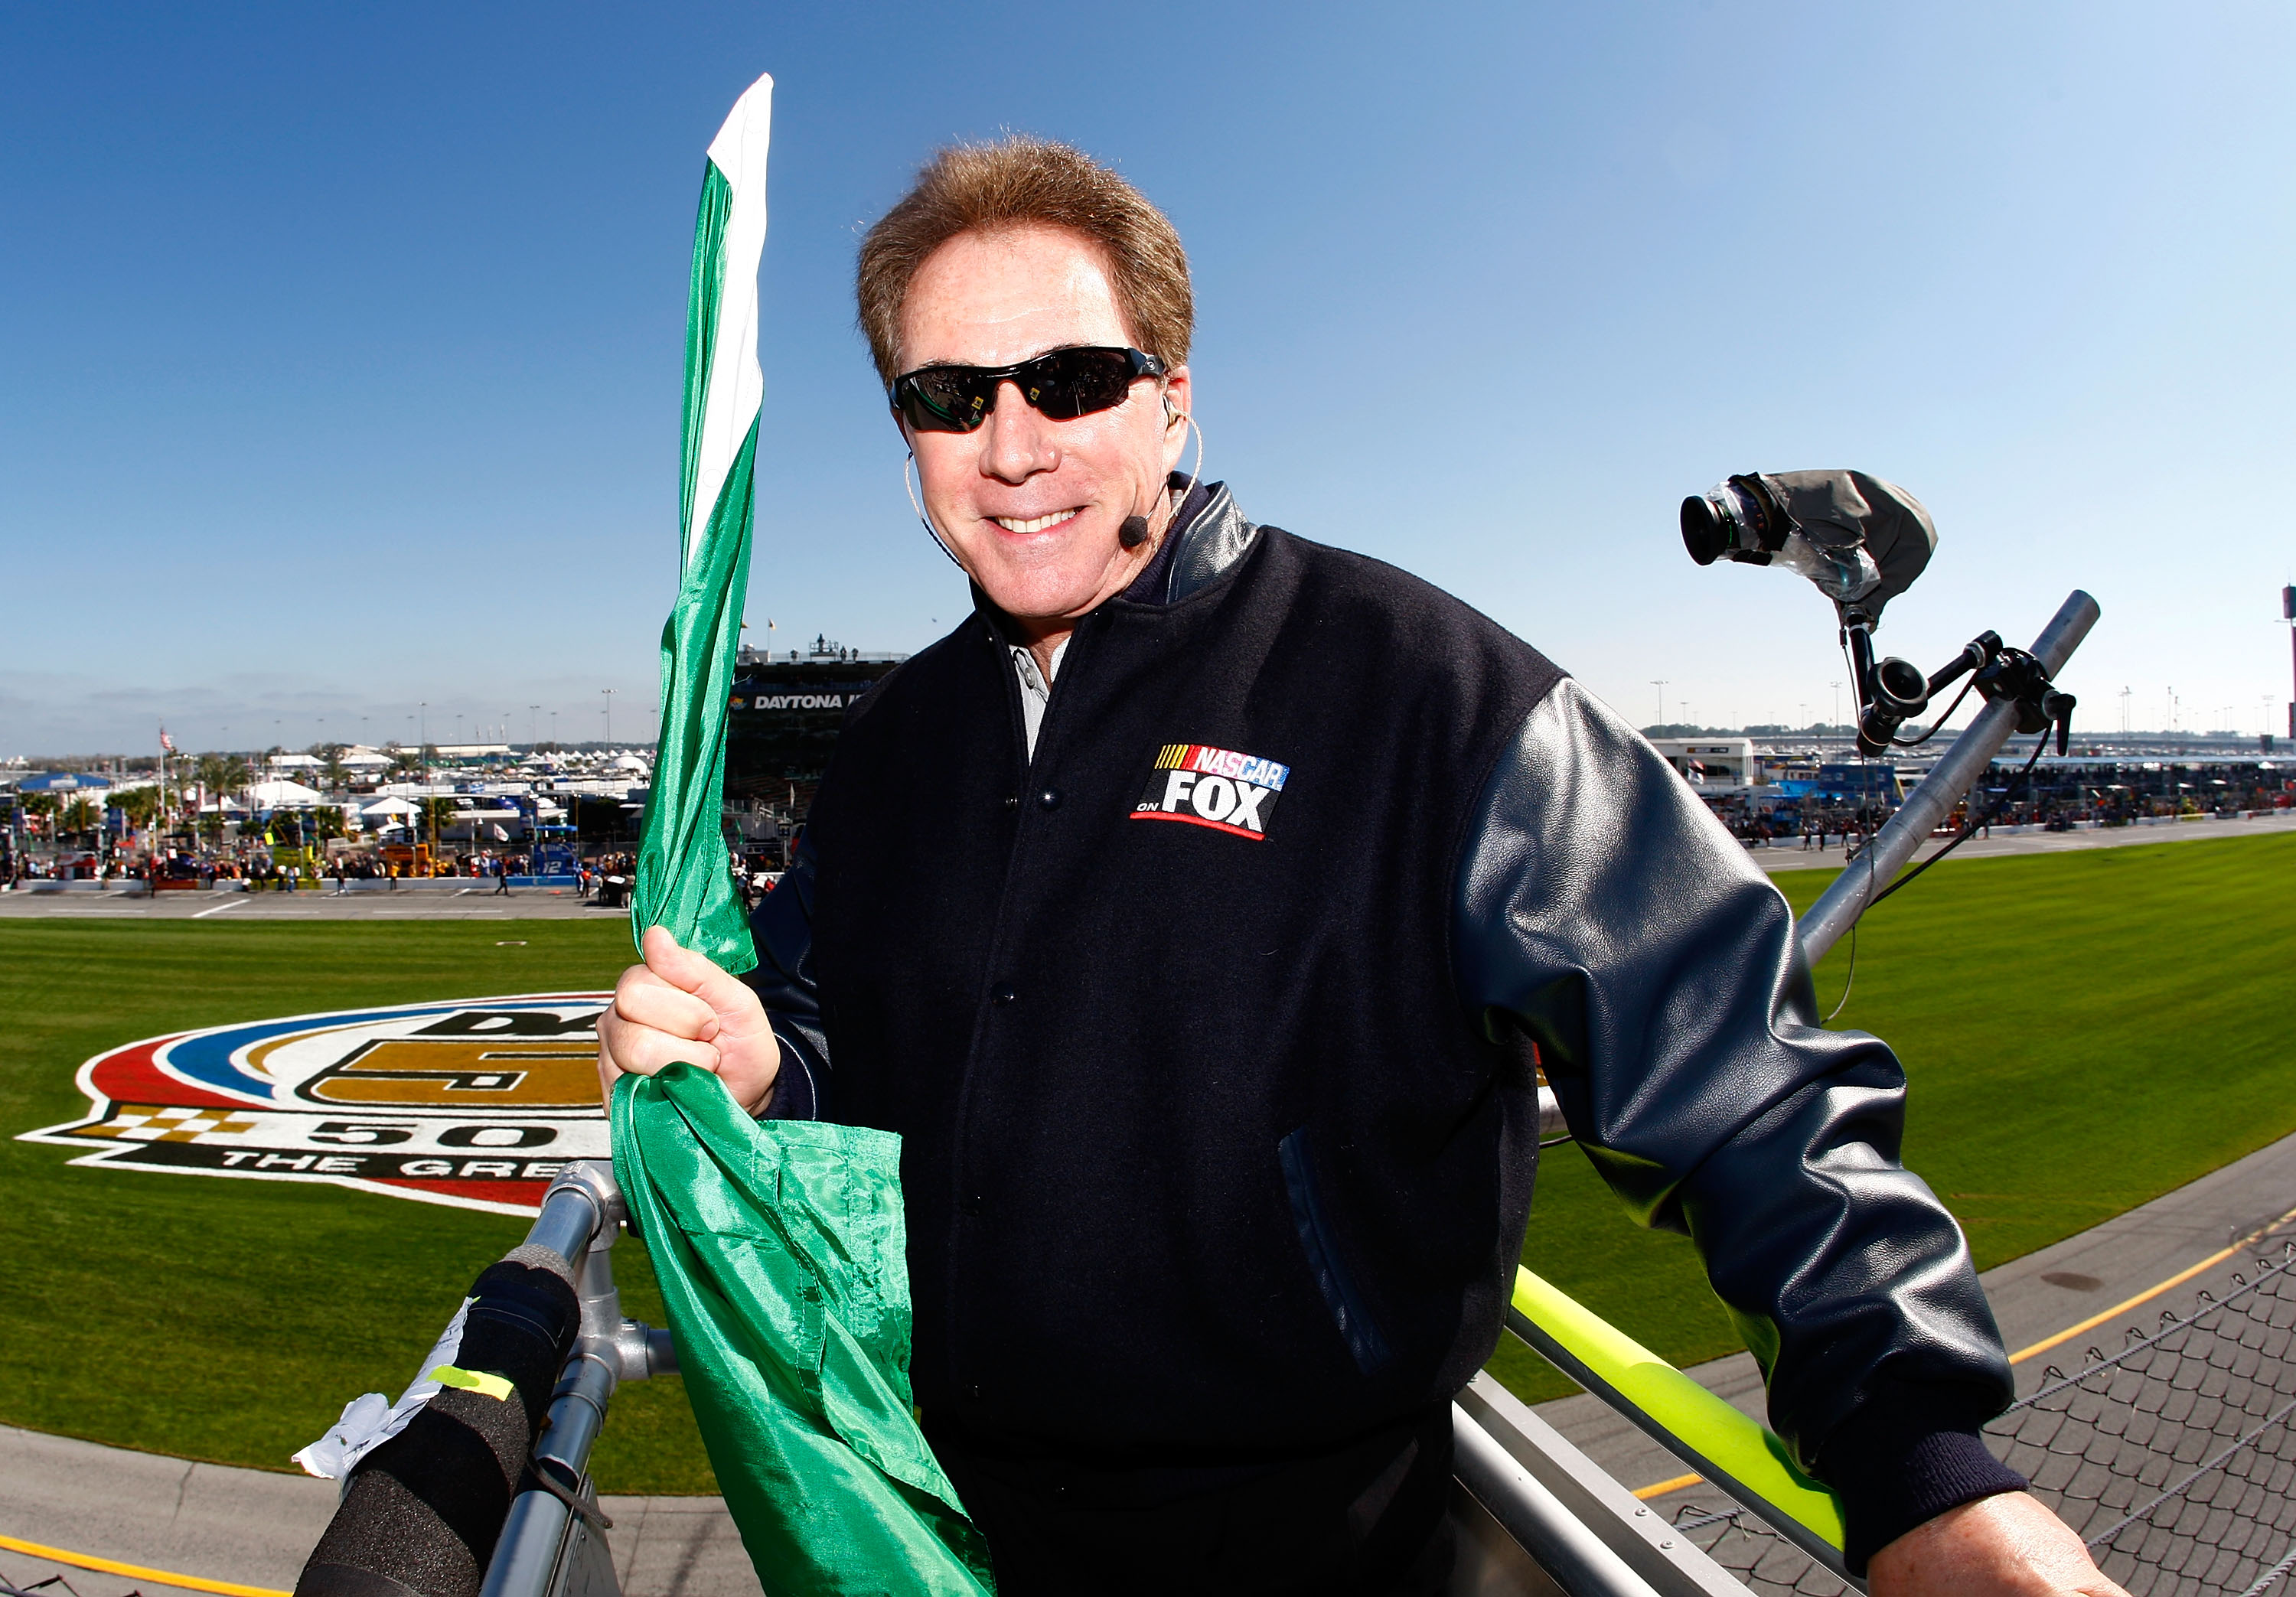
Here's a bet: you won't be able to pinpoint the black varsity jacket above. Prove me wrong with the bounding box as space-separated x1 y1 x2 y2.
742 479 2022 1569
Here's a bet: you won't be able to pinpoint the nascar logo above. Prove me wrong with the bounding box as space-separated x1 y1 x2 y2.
18 995 614 1216
1132 742 1291 839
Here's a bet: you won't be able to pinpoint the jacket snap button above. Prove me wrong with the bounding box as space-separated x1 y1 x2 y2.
1002 794 1019 810
1038 788 1060 810
990 984 1017 1006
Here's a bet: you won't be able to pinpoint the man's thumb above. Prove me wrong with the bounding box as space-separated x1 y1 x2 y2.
641 924 723 996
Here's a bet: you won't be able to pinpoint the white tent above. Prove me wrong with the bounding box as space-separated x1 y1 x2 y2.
266 754 324 771
361 797 422 817
339 749 393 770
249 779 325 807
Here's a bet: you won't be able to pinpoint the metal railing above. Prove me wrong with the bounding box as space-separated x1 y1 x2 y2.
478 1163 676 1597
295 1160 673 1597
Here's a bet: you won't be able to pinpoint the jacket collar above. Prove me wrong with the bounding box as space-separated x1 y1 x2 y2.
1122 476 1257 606
973 477 1261 638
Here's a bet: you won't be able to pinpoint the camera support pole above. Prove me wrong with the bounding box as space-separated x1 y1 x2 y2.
1795 590 2099 967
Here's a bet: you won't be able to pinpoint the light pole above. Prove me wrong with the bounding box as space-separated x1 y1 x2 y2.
1649 680 1668 729
529 705 540 748
1830 683 1842 755
602 688 616 748
2283 585 2295 741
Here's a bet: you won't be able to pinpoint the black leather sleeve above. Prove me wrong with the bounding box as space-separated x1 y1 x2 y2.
1453 678 2021 1569
741 829 829 1121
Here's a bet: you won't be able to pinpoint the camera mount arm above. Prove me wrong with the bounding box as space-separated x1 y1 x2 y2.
1799 590 2099 965
1851 626 2075 758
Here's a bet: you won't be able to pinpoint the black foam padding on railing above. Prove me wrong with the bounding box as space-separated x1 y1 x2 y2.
295 1252 582 1597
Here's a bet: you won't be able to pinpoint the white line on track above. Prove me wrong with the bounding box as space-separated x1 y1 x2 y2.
191 898 250 919
370 909 511 917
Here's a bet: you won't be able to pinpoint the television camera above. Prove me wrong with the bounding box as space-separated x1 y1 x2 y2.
1682 468 2098 959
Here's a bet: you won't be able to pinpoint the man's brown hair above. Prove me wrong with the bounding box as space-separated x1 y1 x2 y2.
856 136 1192 389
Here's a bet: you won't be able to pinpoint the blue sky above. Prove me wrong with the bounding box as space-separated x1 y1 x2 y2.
4 2 2291 756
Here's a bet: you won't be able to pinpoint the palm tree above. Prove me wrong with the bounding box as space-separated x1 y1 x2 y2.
111 786 163 830
59 797 101 843
195 753 253 798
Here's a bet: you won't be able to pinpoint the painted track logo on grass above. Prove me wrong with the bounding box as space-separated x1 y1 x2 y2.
18 995 613 1216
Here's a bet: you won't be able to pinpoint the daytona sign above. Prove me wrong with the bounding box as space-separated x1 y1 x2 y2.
18 995 614 1216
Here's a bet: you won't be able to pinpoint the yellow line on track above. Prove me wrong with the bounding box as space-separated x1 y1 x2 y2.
0 1532 290 1597
2008 1201 2296 1367
1632 1472 1703 1499
1626 1207 2296 1497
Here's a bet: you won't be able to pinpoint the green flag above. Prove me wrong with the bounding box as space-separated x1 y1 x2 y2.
614 1067 995 1594
623 75 995 1593
631 69 769 976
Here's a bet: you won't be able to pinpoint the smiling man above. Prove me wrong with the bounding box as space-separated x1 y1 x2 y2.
598 140 2124 1597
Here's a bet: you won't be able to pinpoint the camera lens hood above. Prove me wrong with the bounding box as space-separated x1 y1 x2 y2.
1680 494 1728 565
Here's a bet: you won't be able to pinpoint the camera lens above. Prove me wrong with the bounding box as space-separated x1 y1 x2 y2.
1681 495 1729 565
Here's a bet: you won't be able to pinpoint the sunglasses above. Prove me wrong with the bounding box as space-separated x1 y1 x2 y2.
891 346 1166 434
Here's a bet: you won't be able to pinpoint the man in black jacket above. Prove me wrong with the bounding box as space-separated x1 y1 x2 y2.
599 139 2123 1597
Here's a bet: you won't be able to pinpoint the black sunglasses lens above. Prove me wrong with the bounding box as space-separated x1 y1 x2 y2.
1023 349 1138 419
902 370 989 432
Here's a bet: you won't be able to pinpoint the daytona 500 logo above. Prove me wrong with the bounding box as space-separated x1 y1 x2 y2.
18 996 612 1215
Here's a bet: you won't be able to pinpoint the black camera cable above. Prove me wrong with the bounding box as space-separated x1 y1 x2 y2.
1870 733 2047 908
1816 732 2047 1022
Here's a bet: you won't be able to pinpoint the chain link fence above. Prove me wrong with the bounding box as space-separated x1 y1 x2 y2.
1 1573 127 1597
1665 1239 2296 1596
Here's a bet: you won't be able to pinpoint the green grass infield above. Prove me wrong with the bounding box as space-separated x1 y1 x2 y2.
3 829 2291 1488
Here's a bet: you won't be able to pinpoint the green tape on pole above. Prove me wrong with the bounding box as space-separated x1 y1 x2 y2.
1509 1266 1848 1553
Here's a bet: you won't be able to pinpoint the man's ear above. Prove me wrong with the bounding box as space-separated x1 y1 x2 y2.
1161 364 1192 471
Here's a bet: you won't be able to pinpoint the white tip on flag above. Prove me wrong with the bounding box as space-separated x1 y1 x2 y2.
686 72 773 572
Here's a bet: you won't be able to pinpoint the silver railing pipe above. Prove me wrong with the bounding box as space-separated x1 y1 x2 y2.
1450 1372 1755 1597
478 1159 673 1597
1796 589 2099 966
523 1183 602 1272
479 1353 617 1597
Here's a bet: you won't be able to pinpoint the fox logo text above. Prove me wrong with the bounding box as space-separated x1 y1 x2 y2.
1132 743 1291 839
18 996 612 1215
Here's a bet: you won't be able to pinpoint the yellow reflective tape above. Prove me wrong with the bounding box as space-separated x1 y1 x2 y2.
1510 1266 1847 1550
0 1531 290 1597
430 1364 516 1401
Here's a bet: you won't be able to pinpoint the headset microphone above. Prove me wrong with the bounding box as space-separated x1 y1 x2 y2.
1118 515 1151 549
